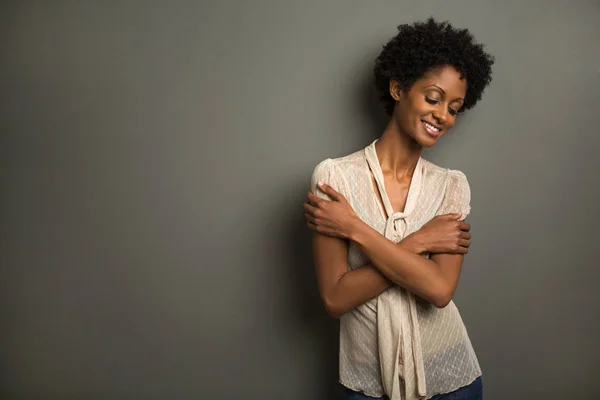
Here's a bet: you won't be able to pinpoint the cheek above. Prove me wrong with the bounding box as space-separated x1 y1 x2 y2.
404 98 429 118
407 97 429 114
445 118 457 130
397 102 424 133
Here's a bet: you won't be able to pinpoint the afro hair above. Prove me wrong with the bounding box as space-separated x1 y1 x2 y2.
374 17 495 115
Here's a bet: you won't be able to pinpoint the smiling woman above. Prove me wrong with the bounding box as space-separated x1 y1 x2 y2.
303 18 494 400
389 66 467 146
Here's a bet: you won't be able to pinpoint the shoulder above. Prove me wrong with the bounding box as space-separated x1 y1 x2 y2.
443 169 471 217
422 159 471 217
422 158 470 190
311 148 365 179
447 169 470 191
446 169 470 200
310 148 365 197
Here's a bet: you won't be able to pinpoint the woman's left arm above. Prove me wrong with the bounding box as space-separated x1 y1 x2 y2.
307 180 470 308
349 222 462 308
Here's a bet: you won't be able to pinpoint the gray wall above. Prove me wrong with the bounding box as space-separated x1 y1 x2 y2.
2 1 599 399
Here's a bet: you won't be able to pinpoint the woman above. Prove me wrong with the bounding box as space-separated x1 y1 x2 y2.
303 18 494 400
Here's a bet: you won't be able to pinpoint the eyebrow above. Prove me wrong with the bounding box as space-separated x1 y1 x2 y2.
425 84 464 102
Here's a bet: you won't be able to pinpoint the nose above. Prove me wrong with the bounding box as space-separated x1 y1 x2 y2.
432 105 448 124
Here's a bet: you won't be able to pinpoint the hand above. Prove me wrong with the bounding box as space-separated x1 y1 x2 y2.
407 213 472 255
303 183 360 239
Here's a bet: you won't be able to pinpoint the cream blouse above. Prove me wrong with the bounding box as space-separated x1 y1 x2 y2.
310 140 481 400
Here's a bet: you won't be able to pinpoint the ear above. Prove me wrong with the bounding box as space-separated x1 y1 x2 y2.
389 80 404 101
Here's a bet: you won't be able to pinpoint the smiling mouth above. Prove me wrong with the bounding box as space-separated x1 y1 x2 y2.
421 120 442 136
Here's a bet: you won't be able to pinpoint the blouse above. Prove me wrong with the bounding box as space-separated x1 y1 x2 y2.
310 139 481 400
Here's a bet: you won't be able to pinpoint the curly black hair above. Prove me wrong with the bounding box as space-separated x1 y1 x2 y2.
374 18 494 115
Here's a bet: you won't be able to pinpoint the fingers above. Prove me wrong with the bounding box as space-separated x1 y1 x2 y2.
458 221 471 232
458 238 470 249
303 201 317 214
307 192 323 206
460 231 471 240
304 212 316 224
304 205 326 230
306 220 337 237
303 202 329 229
317 183 345 202
307 191 336 208
456 246 469 255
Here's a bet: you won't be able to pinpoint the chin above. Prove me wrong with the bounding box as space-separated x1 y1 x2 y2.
414 134 439 148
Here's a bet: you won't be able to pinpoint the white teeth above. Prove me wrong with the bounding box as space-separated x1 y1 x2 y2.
423 122 440 132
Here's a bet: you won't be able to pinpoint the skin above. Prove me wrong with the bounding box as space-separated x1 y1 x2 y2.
305 65 471 316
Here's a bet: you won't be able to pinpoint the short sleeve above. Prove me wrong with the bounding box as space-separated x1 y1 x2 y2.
310 158 338 201
437 170 471 220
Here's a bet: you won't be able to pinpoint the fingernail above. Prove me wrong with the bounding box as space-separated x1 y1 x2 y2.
318 182 324 187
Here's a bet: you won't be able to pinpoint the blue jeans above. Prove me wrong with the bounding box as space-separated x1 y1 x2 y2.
343 377 483 400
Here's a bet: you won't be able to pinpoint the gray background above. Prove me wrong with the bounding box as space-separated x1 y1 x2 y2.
2 1 599 399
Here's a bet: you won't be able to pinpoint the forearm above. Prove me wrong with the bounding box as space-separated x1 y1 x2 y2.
349 220 449 307
324 264 390 317
319 236 423 318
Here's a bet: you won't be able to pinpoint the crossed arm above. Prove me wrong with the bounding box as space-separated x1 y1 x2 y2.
305 183 471 317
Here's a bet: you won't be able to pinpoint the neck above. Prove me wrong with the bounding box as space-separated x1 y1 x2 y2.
375 118 422 177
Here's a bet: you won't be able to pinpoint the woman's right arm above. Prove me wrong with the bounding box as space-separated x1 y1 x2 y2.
308 182 471 310
307 159 451 317
313 230 422 318
309 160 389 318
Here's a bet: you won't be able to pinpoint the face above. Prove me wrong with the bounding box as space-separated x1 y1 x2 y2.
390 65 467 147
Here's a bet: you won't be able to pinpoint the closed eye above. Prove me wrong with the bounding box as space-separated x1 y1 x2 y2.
425 96 438 105
426 96 459 116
